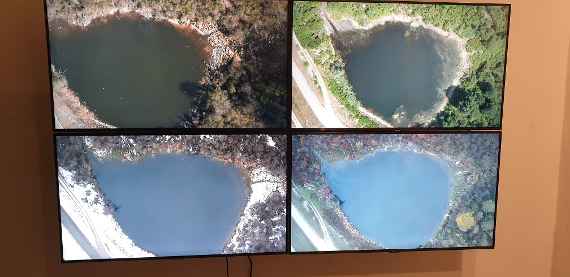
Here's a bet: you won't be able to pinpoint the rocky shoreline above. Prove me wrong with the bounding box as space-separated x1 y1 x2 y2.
47 0 290 128
57 135 287 255
51 68 114 129
323 11 470 127
46 1 233 70
47 1 235 128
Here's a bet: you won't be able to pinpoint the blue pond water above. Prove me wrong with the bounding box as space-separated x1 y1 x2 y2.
322 151 451 249
90 154 247 256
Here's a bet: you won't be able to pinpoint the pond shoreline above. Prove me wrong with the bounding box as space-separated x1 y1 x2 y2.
46 3 233 69
316 146 457 249
322 150 452 248
324 12 470 127
51 68 114 129
89 153 252 255
58 135 286 258
47 3 234 128
293 134 499 249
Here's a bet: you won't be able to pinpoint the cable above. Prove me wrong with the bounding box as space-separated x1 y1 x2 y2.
225 256 230 277
247 255 253 277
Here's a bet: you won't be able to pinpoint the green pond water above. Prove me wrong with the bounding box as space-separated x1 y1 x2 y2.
49 15 207 128
345 22 463 125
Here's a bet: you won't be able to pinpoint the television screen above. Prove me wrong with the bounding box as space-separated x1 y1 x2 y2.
45 0 289 129
291 133 500 252
55 134 287 261
291 1 510 129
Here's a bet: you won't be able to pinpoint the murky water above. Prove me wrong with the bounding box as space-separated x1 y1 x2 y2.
49 15 207 127
344 22 463 126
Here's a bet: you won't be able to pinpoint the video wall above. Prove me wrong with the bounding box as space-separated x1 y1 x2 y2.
46 0 509 261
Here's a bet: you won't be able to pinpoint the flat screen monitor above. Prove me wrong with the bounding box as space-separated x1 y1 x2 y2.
55 134 287 261
291 133 501 253
45 0 508 263
291 1 510 129
44 0 289 129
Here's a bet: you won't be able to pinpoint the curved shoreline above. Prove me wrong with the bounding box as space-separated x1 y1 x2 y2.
50 12 211 129
319 143 467 249
58 167 154 259
326 12 470 127
293 133 499 249
48 4 234 129
51 68 114 129
47 4 233 70
61 135 287 258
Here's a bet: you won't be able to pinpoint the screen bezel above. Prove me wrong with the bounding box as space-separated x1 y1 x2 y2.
52 130 291 263
42 0 510 264
288 129 502 255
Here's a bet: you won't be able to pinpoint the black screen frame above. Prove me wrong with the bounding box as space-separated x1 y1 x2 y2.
52 130 291 263
42 0 509 264
288 129 502 256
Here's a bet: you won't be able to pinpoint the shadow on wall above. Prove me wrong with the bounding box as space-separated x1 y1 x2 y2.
253 252 463 277
43 252 462 277
551 39 570 277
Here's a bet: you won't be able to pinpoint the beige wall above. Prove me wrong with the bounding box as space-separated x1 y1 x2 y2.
551 37 570 277
1 0 570 276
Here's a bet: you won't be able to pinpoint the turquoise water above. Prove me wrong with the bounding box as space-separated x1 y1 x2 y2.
322 151 451 249
90 154 246 256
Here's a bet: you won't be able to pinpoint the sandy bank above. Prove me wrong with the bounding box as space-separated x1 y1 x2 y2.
52 69 114 129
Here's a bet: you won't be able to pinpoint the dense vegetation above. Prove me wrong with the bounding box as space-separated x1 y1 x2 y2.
293 134 499 248
293 2 509 128
187 0 289 128
47 0 288 128
294 2 378 127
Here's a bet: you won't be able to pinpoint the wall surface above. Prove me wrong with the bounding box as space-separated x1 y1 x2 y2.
551 43 570 277
1 0 570 277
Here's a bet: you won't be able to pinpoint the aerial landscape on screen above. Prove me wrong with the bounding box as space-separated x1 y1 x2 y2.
292 134 500 252
46 0 288 129
56 134 287 260
292 1 510 128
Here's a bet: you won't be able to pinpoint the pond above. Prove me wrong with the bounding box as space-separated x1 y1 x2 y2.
90 154 247 256
322 151 452 249
344 22 464 126
49 14 208 128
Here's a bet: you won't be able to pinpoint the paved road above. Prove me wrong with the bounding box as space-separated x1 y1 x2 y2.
60 209 100 259
292 34 345 128
292 60 345 128
291 112 303 128
291 186 336 251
